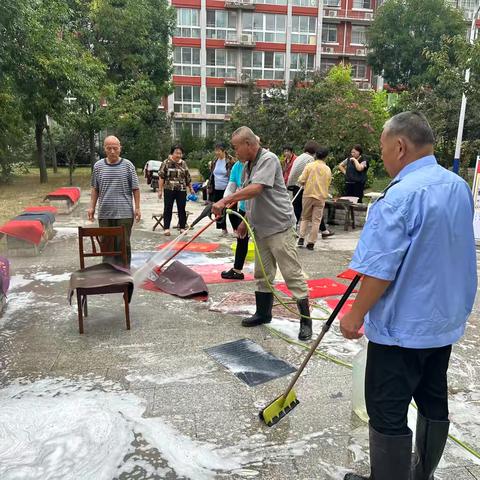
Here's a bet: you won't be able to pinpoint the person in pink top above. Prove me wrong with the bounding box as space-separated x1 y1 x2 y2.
282 145 297 185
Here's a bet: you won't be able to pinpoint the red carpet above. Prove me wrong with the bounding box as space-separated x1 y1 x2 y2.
156 241 220 253
189 263 254 283
141 279 208 301
325 298 356 319
337 268 361 280
276 278 349 298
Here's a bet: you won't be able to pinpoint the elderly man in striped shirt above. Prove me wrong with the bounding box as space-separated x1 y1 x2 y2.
88 136 141 266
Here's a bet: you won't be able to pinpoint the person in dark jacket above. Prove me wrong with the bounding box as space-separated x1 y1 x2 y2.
338 144 368 202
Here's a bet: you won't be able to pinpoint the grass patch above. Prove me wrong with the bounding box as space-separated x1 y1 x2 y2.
367 176 390 193
0 167 92 225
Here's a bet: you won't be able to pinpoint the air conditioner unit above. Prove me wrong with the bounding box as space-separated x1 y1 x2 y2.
323 46 334 53
364 12 373 20
362 81 370 89
241 33 253 43
356 48 365 55
328 9 338 17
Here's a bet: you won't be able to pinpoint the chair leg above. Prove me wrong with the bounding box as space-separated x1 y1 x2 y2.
82 295 88 317
351 207 356 229
124 288 131 330
77 291 84 334
343 206 349 231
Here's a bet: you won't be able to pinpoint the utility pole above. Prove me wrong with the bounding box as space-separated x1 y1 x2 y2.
453 3 480 174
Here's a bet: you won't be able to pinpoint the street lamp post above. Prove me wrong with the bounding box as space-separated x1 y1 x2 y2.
453 2 480 174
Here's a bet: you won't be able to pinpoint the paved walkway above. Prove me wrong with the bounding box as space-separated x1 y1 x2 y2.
0 182 479 479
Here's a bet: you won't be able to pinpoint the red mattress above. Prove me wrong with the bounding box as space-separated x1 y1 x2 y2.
156 242 220 253
276 278 350 298
45 187 81 203
24 206 58 214
0 220 45 244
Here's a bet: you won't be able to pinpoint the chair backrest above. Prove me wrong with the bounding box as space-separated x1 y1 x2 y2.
78 226 127 269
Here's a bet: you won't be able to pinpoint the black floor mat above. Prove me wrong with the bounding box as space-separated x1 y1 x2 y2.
205 338 296 386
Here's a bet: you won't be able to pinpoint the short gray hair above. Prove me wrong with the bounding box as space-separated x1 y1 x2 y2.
232 126 259 144
383 111 435 147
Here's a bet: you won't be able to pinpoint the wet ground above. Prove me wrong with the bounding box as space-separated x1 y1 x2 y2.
0 182 479 479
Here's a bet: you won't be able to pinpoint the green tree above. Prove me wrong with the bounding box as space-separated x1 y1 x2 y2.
367 0 466 88
227 66 389 163
1 0 105 183
393 35 480 172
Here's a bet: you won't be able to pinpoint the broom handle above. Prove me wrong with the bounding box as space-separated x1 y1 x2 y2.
291 186 303 204
157 216 219 270
282 274 362 399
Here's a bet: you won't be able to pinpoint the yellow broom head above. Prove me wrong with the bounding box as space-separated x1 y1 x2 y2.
259 390 299 427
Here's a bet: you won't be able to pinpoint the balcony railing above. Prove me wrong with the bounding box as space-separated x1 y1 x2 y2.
225 0 255 9
323 8 374 21
224 33 256 47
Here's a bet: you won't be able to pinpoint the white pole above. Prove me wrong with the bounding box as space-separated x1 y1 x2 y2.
453 3 480 174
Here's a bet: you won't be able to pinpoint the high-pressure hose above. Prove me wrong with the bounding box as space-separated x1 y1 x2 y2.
226 209 330 321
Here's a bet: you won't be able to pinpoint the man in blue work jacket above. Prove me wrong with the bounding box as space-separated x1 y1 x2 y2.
341 111 477 480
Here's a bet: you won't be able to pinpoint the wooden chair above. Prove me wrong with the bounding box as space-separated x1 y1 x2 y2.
70 226 133 334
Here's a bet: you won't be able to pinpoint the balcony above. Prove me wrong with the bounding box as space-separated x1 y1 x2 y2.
323 8 374 23
224 75 251 86
225 0 255 9
225 33 256 48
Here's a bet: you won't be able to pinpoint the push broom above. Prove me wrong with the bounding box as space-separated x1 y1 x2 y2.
260 274 362 427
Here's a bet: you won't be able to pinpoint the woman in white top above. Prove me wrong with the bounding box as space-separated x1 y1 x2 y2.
208 143 235 235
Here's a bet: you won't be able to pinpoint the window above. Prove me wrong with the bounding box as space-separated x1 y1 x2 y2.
353 0 371 8
173 47 201 76
175 9 200 38
320 60 336 74
351 25 366 45
255 0 287 5
173 86 201 113
206 49 237 78
325 0 340 6
206 122 226 138
350 60 367 79
206 87 236 114
291 16 316 45
242 13 286 43
322 23 337 43
292 0 318 6
206 10 237 40
174 121 202 138
242 51 285 80
290 53 315 72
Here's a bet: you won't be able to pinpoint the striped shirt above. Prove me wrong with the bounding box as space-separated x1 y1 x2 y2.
91 158 139 219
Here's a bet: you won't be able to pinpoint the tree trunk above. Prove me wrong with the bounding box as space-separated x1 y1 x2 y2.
89 127 96 173
45 122 57 173
69 156 74 186
35 121 48 184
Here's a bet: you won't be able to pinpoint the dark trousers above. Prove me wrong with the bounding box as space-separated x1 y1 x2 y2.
98 217 134 266
163 189 187 229
230 209 249 271
291 185 327 232
212 189 228 230
345 181 365 203
366 341 451 436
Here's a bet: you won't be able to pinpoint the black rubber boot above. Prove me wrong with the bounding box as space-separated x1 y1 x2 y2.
411 412 449 480
344 425 412 480
297 297 312 341
242 291 273 327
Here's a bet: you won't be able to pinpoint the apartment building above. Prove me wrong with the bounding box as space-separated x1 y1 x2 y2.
169 0 379 137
